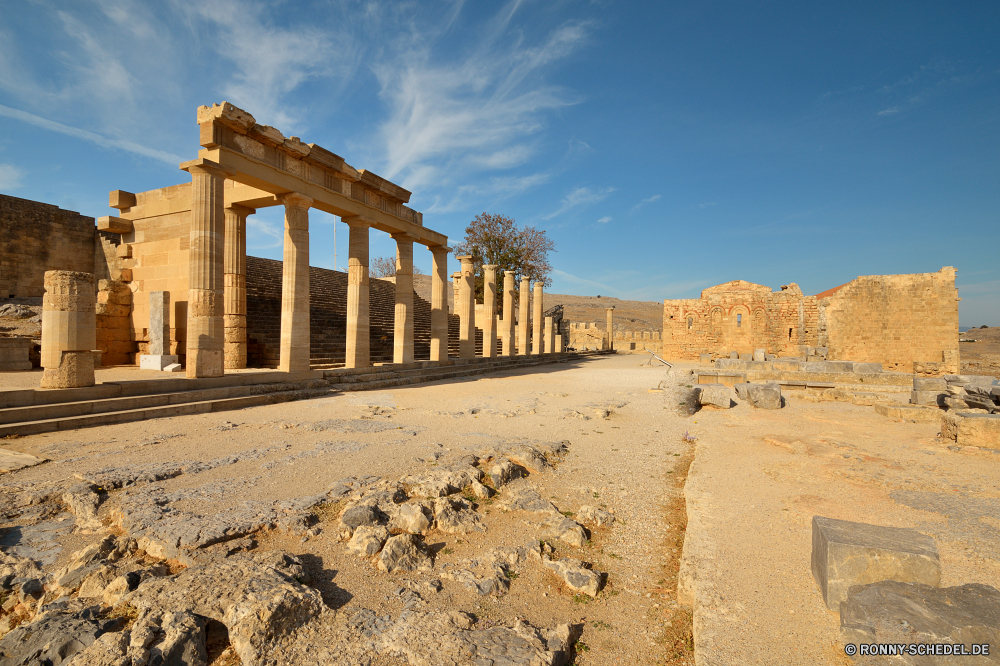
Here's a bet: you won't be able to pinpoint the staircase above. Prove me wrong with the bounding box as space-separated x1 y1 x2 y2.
245 257 485 368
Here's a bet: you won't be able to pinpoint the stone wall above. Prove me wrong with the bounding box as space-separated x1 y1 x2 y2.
818 267 959 373
96 280 136 365
0 194 95 298
566 322 662 353
661 268 960 373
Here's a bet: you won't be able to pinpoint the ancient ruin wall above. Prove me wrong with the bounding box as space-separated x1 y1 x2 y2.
818 267 959 373
661 281 819 360
0 194 95 298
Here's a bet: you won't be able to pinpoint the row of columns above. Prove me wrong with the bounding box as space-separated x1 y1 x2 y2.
183 158 453 378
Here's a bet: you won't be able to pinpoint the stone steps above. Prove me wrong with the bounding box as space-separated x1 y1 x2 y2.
0 352 608 436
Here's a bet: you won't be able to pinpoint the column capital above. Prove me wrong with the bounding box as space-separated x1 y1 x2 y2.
342 215 374 229
180 157 236 179
606 306 616 312
482 264 498 271
429 245 452 255
457 255 474 264
225 203 256 216
520 275 530 284
279 192 313 209
391 231 418 243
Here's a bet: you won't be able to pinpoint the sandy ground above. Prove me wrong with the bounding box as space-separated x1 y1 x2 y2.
1 354 697 665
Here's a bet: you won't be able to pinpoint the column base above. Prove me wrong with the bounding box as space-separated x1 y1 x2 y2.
140 354 181 371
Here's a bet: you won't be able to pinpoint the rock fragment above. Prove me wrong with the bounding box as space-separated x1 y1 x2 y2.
697 384 732 409
377 534 433 573
432 497 484 535
347 526 390 557
576 505 615 527
388 504 431 535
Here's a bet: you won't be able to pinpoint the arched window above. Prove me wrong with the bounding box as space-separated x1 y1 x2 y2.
736 313 742 328
687 317 693 330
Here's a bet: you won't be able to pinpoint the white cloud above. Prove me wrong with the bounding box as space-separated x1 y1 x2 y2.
426 172 551 214
629 193 661 213
698 201 716 208
543 186 615 220
0 164 23 190
877 106 900 116
0 104 184 165
246 216 283 250
596 216 612 224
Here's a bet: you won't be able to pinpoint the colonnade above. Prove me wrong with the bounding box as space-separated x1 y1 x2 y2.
183 160 557 377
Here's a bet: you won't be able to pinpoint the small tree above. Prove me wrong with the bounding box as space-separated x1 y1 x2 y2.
451 213 555 303
369 255 423 278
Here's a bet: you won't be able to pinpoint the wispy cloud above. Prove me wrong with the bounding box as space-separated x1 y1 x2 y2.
877 106 900 116
426 172 552 214
544 186 615 220
375 4 590 192
0 104 184 164
630 194 661 213
698 201 716 208
246 216 283 250
596 216 612 224
0 164 23 190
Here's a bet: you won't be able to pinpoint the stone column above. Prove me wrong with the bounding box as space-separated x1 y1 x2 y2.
392 232 416 365
451 272 462 315
224 203 253 369
140 291 179 370
182 159 230 378
41 270 96 388
482 265 498 358
532 281 543 355
501 271 515 356
518 277 530 355
430 246 450 362
457 255 475 359
544 316 554 354
555 334 563 353
344 216 371 369
606 307 615 351
279 193 312 372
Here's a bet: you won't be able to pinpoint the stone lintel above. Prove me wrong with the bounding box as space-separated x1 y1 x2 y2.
180 157 237 179
342 215 375 229
108 190 136 210
97 216 133 234
357 169 411 204
391 231 419 242
279 192 313 210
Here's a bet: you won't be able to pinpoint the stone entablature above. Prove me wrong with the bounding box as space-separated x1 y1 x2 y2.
662 268 959 373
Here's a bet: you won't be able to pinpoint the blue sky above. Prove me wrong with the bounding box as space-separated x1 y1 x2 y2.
1 0 997 325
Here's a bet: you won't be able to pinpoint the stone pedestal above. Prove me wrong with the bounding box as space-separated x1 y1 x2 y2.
501 271 514 356
451 272 462 315
555 334 563 353
482 265 497 358
344 217 371 369
458 256 475 359
279 194 312 373
393 233 416 364
532 282 543 355
429 246 450 362
140 291 178 371
544 316 554 354
224 204 253 369
0 337 32 371
518 277 530 355
41 270 96 388
606 307 615 351
182 158 232 378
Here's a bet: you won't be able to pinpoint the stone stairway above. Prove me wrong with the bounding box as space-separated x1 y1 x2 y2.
0 352 609 436
246 257 485 368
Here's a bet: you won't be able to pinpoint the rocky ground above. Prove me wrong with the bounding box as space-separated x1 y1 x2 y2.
0 299 42 341
0 355 696 665
961 326 1000 379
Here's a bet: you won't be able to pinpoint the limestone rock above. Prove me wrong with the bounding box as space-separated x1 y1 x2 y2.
468 480 492 499
840 581 1000 660
506 446 549 474
539 515 588 548
489 459 526 488
123 551 323 665
543 557 604 597
697 384 732 409
811 516 940 611
101 572 140 606
745 383 782 409
941 412 1000 447
388 504 431 535
576 505 615 527
910 389 944 406
0 606 119 665
497 481 559 514
432 497 484 534
377 534 433 573
442 563 511 596
63 484 103 531
347 526 390 557
340 504 385 530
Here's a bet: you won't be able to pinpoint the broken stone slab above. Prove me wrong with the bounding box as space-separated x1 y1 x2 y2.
123 551 322 664
874 403 939 422
0 449 48 475
840 580 1000 659
941 412 1000 447
910 389 945 407
377 534 433 573
442 562 511 596
745 383 782 409
0 604 121 665
914 376 947 391
576 505 615 527
347 525 390 557
697 384 732 409
811 516 940 611
542 557 604 597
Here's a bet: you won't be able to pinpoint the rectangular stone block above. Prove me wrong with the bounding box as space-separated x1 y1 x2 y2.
738 353 752 361
699 353 712 365
824 361 854 372
697 384 732 409
875 403 939 422
811 516 940 611
852 363 883 374
0 338 33 371
941 412 1000 447
140 354 179 371
914 376 947 391
729 351 738 359
753 348 765 362
910 390 944 407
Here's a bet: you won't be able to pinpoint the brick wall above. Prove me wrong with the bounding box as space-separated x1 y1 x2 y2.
0 194 95 298
819 267 959 373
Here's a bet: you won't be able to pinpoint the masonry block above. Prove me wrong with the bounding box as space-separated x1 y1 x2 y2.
941 413 1000 447
697 384 732 409
811 516 940 611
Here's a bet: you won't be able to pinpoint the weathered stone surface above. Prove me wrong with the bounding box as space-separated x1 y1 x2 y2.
0 450 47 475
543 557 603 597
753 348 765 362
874 403 939 422
736 383 782 409
576 505 615 527
388 503 431 535
0 606 118 665
442 562 511 596
539 515 587 548
506 446 549 474
914 376 947 391
697 384 732 409
811 516 940 611
497 481 558 514
341 504 386 530
123 551 322 665
432 497 484 534
840 581 1000 661
941 412 1000 447
910 389 945 406
62 484 103 530
489 459 526 488
468 479 492 499
347 526 389 557
377 534 433 573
